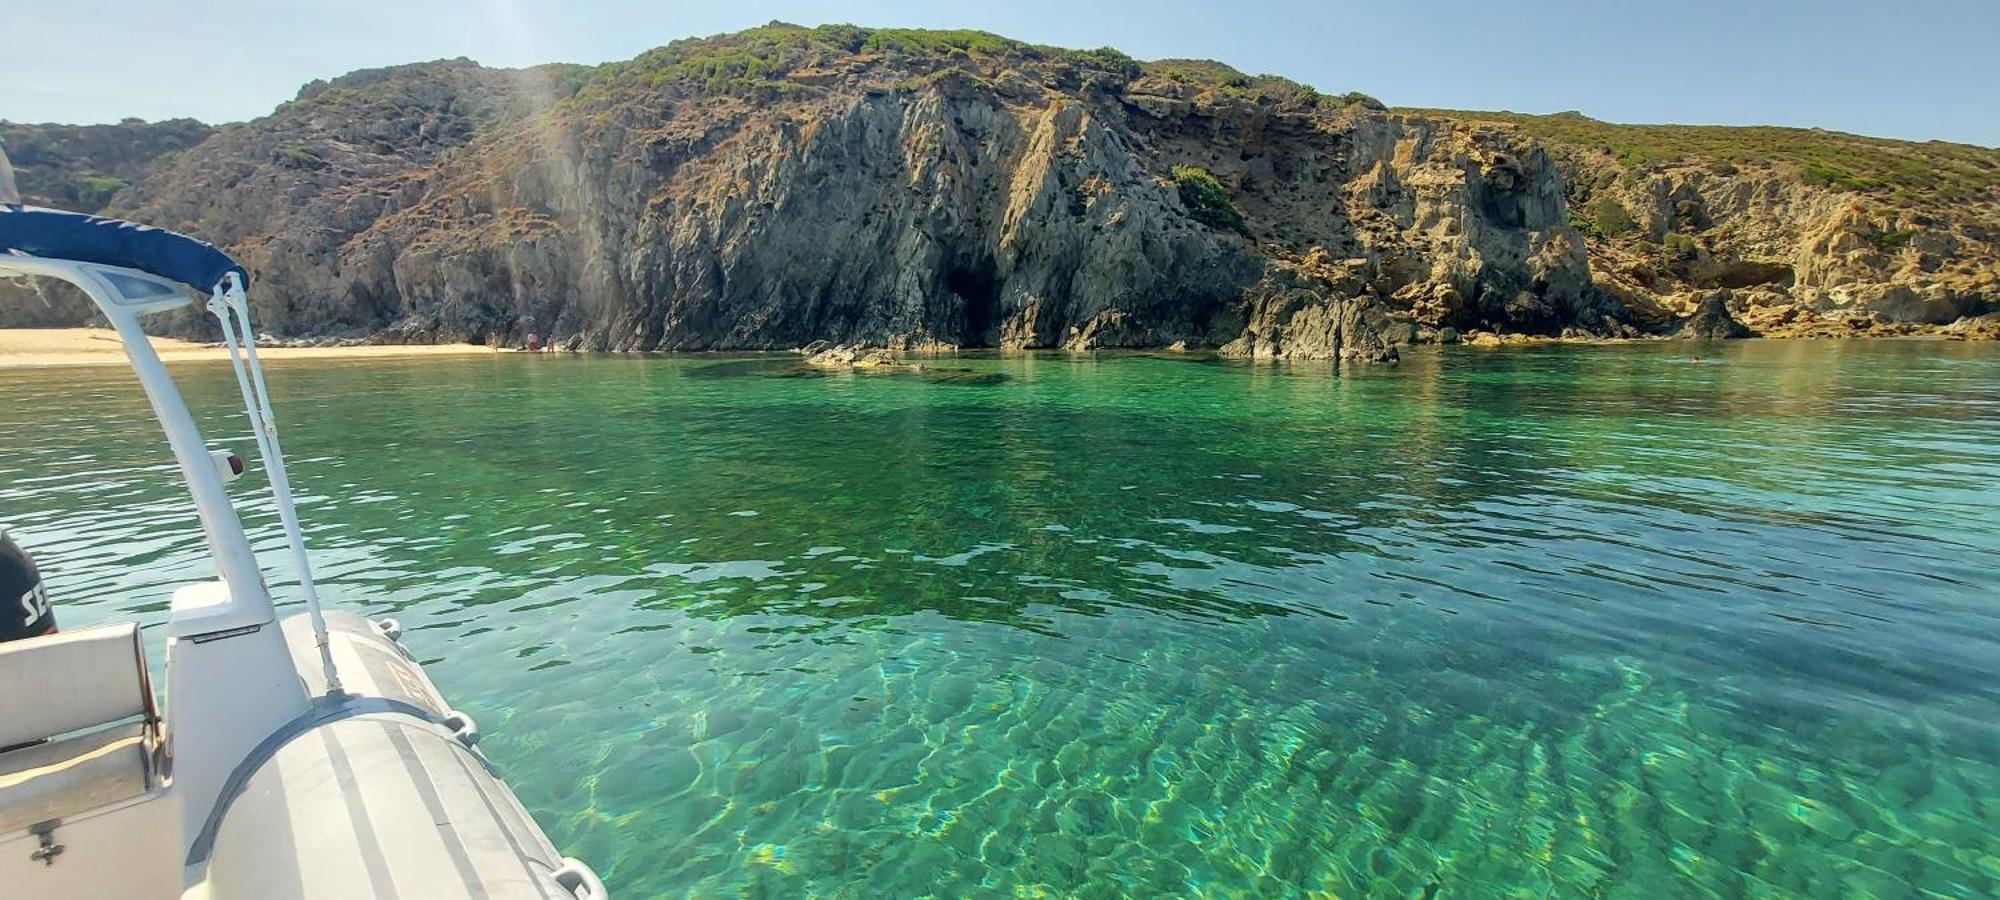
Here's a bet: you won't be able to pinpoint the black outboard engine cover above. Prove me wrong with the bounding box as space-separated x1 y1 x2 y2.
1 531 55 641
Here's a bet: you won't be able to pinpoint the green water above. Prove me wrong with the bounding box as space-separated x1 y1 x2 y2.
3 341 1997 897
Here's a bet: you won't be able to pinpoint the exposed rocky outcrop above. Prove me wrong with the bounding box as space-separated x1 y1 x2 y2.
1945 312 2000 341
5 26 1994 350
802 343 921 372
1678 291 1751 339
1589 167 1996 337
1419 110 1999 339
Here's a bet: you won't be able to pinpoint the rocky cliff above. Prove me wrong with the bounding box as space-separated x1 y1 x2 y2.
4 25 1995 350
1418 110 2000 338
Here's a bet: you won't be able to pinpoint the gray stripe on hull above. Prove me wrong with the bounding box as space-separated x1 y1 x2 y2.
320 727 400 900
442 736 548 891
186 694 491 869
383 721 489 899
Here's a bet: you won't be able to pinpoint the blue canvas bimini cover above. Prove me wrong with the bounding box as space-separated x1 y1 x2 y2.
0 205 249 294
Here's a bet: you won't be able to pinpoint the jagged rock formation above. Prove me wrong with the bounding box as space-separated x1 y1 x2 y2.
4 26 1994 350
1419 110 1999 338
1678 291 1751 339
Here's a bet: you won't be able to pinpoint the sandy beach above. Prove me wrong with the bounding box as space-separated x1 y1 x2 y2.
0 328 501 369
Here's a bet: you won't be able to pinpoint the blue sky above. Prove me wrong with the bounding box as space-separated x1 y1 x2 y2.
6 0 1995 145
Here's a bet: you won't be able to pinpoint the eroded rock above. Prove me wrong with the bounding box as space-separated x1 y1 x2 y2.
1678 291 1753 339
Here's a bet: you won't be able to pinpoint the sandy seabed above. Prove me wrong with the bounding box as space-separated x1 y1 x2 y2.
0 328 501 368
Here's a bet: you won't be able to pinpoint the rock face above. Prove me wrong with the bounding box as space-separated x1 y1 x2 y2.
5 27 1994 350
0 28 1606 358
1418 110 1999 339
1585 167 1998 336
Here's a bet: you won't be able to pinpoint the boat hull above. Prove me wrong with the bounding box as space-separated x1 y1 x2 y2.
189 612 589 899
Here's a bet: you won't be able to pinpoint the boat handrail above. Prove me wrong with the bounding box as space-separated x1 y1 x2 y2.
204 273 341 695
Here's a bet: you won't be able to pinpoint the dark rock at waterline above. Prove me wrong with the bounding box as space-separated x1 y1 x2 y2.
1678 292 1752 339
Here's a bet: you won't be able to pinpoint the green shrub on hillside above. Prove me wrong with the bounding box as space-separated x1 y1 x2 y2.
813 24 869 52
1659 232 1700 265
1862 226 1916 252
1575 196 1637 239
272 143 324 168
1337 91 1386 110
1171 165 1246 232
1800 162 1876 192
1146 59 1253 89
859 28 1024 57
75 175 126 205
1075 47 1141 79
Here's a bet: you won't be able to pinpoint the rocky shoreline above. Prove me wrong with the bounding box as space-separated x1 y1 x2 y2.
3 25 1993 358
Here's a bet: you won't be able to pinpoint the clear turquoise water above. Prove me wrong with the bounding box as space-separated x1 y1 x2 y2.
2 341 1997 897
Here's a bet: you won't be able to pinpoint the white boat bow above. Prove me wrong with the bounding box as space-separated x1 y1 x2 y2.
0 207 603 899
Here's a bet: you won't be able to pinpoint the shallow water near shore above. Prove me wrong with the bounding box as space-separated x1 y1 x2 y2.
3 340 1997 896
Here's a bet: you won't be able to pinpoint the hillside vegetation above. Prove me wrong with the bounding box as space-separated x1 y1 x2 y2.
1410 109 1999 204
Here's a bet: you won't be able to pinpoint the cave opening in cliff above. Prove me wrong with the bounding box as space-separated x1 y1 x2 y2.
947 261 1001 347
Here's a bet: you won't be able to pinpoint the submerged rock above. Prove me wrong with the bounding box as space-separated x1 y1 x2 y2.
918 368 1008 386
802 344 922 373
